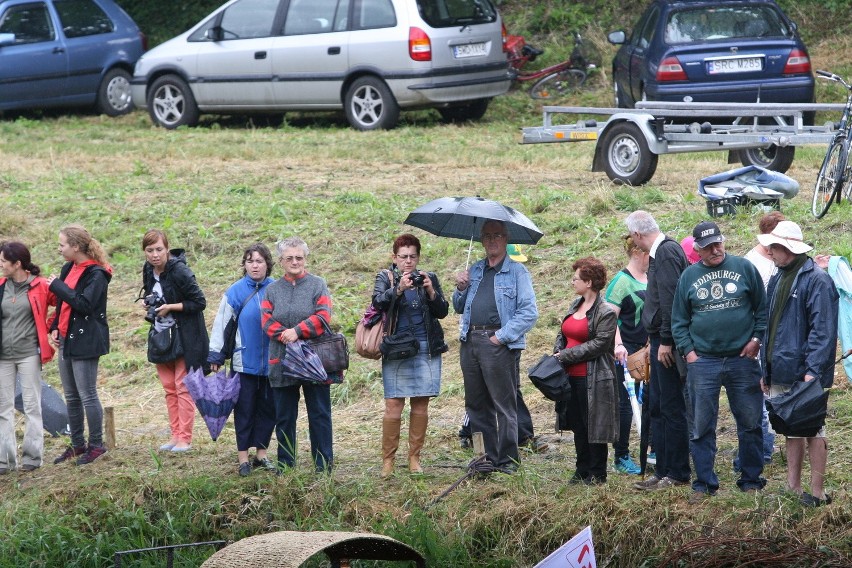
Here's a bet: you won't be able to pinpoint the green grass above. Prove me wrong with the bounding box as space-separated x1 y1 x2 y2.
2 37 852 567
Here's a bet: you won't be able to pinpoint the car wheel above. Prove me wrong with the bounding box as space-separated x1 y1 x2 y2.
344 76 399 131
147 75 199 129
602 122 658 185
740 145 795 173
96 68 133 116
438 99 490 123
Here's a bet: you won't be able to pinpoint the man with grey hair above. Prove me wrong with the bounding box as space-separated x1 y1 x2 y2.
453 219 538 473
625 210 691 490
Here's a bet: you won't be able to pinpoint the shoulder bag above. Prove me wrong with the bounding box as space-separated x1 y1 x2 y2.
626 342 651 383
307 316 349 373
355 270 394 360
148 323 184 364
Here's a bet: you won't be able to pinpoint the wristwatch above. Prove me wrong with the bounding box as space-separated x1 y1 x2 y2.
750 337 762 345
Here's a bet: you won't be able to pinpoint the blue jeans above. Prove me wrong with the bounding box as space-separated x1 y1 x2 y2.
688 355 765 494
649 338 691 482
272 383 333 472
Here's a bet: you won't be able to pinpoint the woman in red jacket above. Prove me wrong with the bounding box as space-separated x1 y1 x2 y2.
0 241 56 474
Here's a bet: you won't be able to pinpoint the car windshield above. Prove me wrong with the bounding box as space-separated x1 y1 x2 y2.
665 6 789 44
416 0 496 28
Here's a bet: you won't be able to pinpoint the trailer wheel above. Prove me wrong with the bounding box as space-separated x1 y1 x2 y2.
602 123 658 185
740 145 795 173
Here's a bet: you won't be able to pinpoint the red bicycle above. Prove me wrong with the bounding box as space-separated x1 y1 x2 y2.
507 31 596 100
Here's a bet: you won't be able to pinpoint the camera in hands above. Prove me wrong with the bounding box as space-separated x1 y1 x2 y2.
409 270 425 288
143 293 165 323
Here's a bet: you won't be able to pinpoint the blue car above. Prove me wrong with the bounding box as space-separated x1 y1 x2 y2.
608 0 814 110
0 0 145 116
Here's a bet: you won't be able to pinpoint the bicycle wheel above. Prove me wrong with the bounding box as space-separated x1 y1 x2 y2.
812 139 845 218
530 69 586 100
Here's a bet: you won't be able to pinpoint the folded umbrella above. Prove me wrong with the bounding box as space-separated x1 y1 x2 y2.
283 340 329 384
184 367 241 441
765 379 829 438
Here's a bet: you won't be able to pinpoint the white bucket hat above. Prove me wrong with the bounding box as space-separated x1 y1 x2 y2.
757 221 813 254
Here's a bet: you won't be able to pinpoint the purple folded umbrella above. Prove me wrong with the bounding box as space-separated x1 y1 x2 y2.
184 367 241 441
283 340 329 383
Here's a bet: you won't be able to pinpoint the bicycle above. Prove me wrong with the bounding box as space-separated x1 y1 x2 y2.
507 31 596 100
812 70 852 219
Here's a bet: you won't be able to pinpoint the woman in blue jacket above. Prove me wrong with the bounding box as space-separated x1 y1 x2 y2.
209 243 276 477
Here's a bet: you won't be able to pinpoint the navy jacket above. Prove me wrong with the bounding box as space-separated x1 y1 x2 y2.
762 257 839 388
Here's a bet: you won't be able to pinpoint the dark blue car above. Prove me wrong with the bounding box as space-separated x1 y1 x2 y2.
0 0 145 116
608 0 814 109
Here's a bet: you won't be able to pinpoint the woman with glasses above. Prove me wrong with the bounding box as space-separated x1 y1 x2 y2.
372 233 448 477
261 237 337 473
209 243 276 477
554 256 619 485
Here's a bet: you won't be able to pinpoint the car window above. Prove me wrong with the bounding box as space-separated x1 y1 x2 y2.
54 0 114 38
416 0 496 28
354 0 395 30
666 6 788 44
189 0 279 41
0 2 55 44
636 5 659 49
283 0 341 35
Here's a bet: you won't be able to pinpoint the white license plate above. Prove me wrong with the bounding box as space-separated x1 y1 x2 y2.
707 57 763 74
453 42 487 59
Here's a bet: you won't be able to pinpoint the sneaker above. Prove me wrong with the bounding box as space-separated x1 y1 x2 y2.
76 445 107 465
633 475 662 490
689 491 710 504
520 436 549 453
0 467 8 475
459 436 472 450
21 464 39 472
652 476 690 489
53 446 87 464
801 492 832 507
647 451 657 465
238 462 252 477
252 457 276 471
614 455 641 475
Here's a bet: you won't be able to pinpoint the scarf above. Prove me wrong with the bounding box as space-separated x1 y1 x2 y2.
766 253 808 359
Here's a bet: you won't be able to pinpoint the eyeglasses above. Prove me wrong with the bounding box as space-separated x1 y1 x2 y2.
571 277 586 283
395 254 419 260
481 233 506 241
283 256 305 263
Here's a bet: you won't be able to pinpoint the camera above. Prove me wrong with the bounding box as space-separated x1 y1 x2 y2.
409 270 425 288
143 293 165 323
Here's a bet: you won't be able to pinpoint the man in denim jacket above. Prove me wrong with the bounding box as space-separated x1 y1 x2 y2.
453 220 538 473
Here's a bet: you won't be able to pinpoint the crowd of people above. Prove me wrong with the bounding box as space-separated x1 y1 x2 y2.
0 213 843 507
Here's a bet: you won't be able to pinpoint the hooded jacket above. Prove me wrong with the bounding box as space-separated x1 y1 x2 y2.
142 249 208 370
49 262 111 359
0 276 56 364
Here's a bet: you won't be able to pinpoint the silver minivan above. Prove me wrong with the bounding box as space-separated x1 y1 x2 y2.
130 0 510 130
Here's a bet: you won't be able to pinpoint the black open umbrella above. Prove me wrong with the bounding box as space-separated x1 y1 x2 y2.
404 196 543 266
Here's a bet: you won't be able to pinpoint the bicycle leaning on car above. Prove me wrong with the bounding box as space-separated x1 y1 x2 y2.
812 70 852 219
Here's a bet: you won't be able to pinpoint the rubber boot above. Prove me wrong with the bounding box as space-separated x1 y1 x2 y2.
408 413 428 474
381 417 401 478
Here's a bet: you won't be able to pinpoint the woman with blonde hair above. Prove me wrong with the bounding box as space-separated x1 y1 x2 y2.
47 225 112 466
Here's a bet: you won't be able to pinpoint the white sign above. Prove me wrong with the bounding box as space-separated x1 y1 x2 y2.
534 525 596 568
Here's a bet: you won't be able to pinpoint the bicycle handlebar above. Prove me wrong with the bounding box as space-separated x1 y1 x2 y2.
816 70 852 90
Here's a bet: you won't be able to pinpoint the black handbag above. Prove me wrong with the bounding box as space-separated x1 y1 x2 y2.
307 316 349 373
528 354 571 401
380 329 420 360
147 324 184 364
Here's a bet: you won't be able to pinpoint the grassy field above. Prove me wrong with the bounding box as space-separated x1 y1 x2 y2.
1 35 852 567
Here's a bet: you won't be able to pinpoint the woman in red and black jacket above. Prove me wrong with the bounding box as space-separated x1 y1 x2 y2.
0 241 56 474
47 225 112 466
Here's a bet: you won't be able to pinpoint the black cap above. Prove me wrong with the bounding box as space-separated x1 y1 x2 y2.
692 221 725 248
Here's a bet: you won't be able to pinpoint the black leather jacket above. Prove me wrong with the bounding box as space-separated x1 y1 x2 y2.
372 267 449 357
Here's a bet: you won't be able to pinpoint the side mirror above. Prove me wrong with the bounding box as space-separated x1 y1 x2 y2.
0 32 15 47
205 26 223 42
608 30 626 45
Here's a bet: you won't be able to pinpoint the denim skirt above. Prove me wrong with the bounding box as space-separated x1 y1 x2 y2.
382 339 441 398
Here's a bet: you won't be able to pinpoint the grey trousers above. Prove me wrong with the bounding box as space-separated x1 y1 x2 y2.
57 340 103 448
460 330 520 468
0 355 43 469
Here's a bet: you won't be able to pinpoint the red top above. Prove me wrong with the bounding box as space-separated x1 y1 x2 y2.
561 314 589 377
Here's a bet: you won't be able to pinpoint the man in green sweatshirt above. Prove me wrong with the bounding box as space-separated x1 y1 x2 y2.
671 221 767 503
